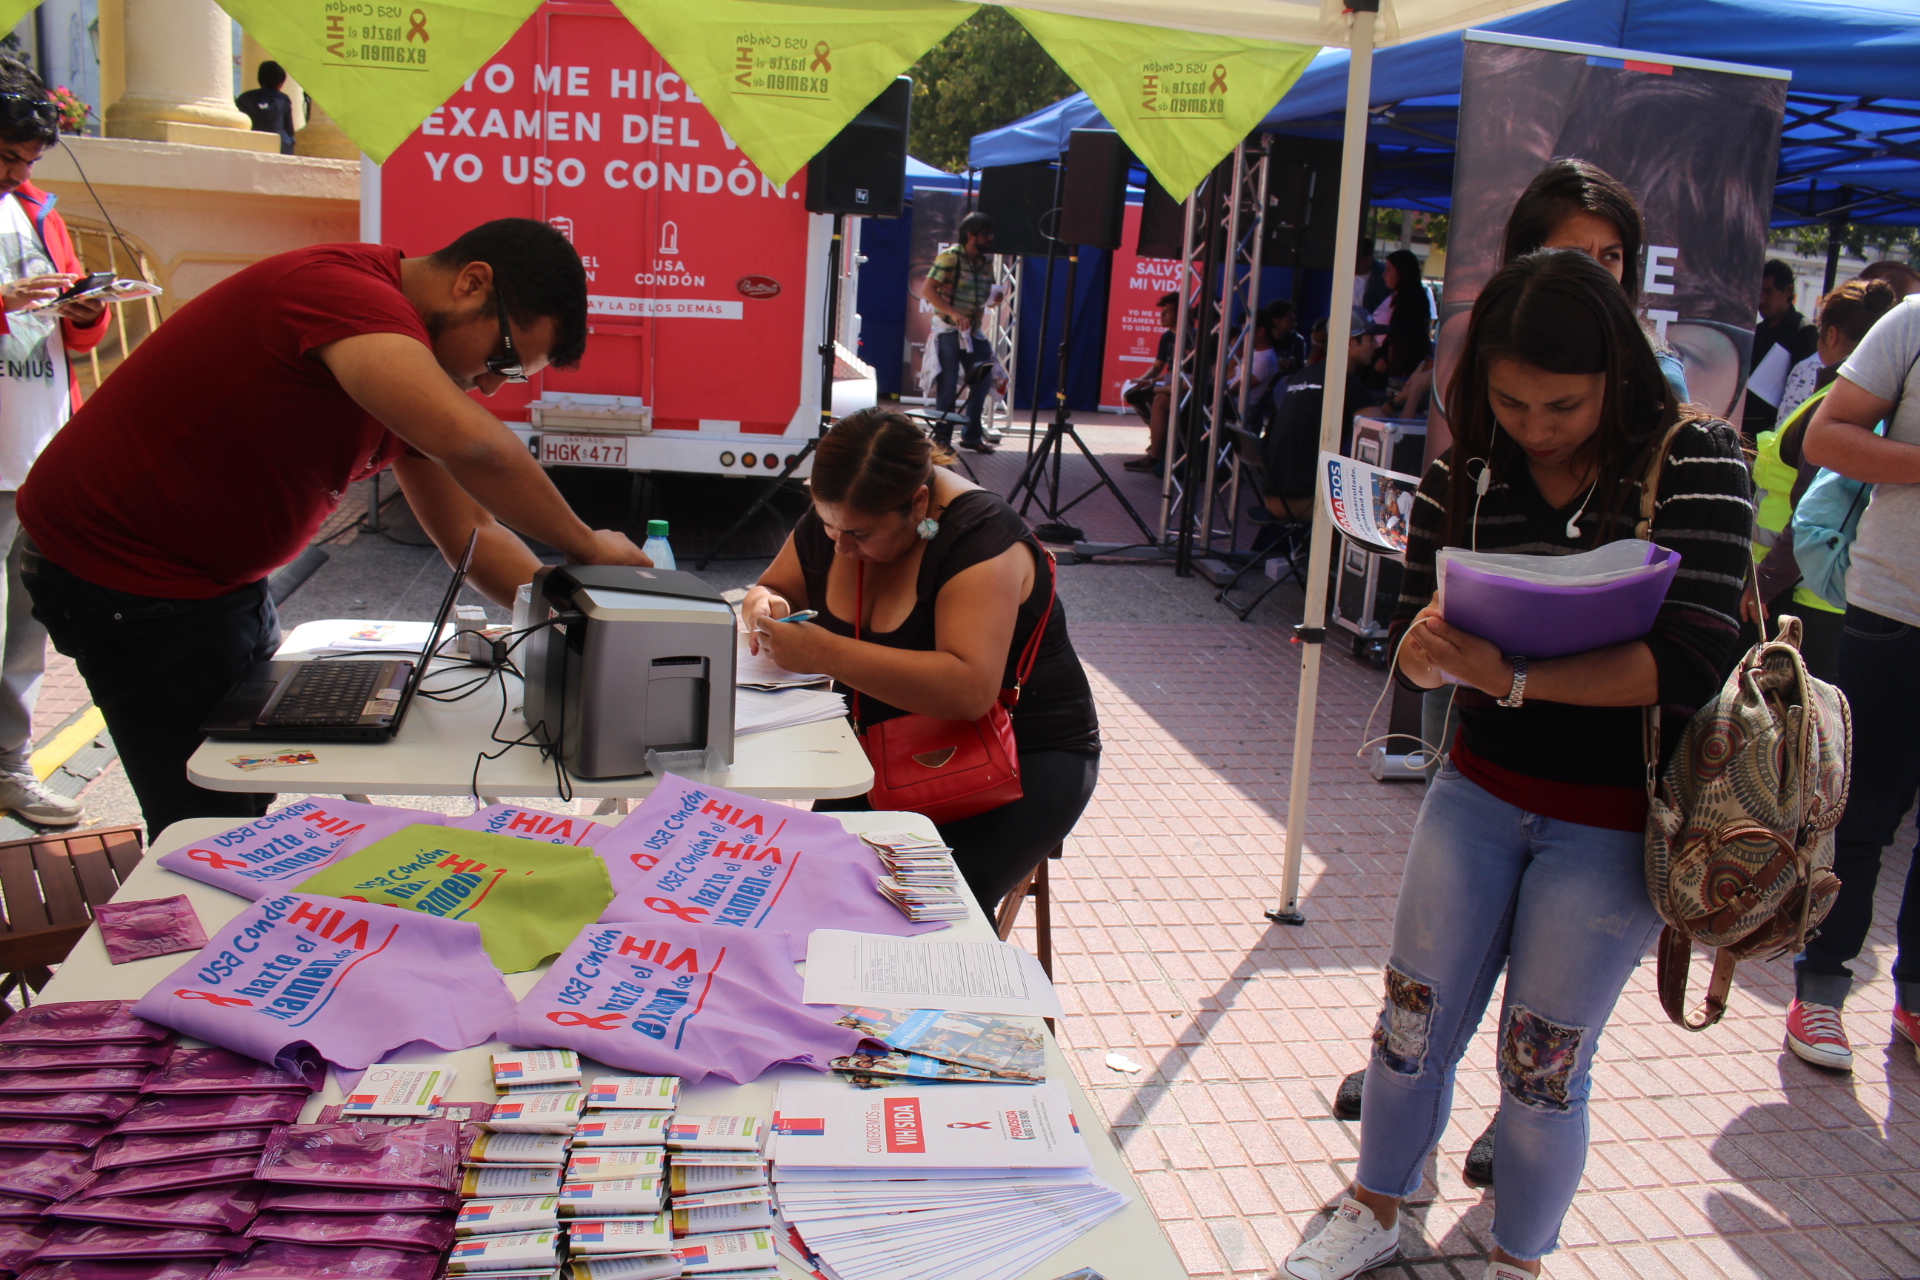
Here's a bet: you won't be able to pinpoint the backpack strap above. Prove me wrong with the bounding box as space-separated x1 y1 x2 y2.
1632 418 1692 542
1657 926 1738 1031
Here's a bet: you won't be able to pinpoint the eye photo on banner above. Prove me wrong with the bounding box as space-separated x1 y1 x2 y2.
1431 32 1790 448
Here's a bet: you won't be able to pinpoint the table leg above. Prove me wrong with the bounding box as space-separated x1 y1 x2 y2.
591 797 630 816
343 794 372 805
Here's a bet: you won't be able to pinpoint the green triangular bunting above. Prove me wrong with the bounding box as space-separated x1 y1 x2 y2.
612 0 977 185
1009 9 1318 201
218 0 543 162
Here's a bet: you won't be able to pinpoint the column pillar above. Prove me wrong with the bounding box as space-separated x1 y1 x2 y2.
106 0 278 151
294 101 358 161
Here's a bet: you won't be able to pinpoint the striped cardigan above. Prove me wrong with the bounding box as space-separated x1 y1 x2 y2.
1395 418 1754 788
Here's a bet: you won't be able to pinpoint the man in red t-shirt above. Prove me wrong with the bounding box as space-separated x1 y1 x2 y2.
18 218 647 837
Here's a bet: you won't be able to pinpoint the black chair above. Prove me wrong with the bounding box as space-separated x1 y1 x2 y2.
1216 422 1308 621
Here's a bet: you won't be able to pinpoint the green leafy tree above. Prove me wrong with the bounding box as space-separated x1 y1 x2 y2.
907 10 1078 173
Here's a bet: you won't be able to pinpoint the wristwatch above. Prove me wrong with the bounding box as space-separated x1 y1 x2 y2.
1496 655 1528 708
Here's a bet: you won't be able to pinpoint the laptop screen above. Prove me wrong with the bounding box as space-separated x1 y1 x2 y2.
390 529 480 722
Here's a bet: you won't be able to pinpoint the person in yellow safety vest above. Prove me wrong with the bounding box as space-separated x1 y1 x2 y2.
1746 275 1903 681
1750 385 1842 680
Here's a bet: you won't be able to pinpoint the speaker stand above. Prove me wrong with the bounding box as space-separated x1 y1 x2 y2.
695 213 845 570
1004 245 1155 547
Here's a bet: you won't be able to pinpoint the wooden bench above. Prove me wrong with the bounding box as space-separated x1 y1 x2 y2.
0 825 144 1018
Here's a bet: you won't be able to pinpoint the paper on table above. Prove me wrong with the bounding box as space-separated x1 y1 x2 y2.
280 619 453 654
734 633 828 689
802 930 1063 1018
734 687 848 736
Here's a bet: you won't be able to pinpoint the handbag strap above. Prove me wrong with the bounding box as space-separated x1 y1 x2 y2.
849 541 1059 728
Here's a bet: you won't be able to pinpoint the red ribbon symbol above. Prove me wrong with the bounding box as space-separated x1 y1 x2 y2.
946 1121 992 1129
175 989 252 1007
1209 64 1228 94
810 41 831 73
188 848 247 871
547 1010 622 1030
645 897 710 923
407 9 429 41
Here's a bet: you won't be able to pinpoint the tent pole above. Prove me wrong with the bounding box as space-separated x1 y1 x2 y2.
1269 0 1377 926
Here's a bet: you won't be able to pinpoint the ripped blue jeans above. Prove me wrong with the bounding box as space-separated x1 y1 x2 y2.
1357 762 1660 1261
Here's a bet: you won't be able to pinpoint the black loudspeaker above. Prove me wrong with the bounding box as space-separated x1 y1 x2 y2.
1262 137 1376 270
806 77 911 217
1137 172 1185 260
1058 129 1129 250
977 161 1056 257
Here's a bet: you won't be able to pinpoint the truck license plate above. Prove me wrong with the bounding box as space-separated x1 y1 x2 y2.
539 434 628 468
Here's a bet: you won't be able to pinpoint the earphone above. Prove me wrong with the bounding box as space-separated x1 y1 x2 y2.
1563 478 1597 540
1467 458 1492 552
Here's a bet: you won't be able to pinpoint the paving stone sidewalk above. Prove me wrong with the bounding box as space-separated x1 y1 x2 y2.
1006 622 1920 1280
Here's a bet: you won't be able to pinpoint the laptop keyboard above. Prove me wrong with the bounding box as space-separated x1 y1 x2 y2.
265 662 392 726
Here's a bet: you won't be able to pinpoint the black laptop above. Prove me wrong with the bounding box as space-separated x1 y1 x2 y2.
201 532 478 742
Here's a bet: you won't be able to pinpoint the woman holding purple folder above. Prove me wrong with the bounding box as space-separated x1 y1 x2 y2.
1285 250 1752 1280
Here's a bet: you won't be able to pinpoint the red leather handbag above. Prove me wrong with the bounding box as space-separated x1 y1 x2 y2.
852 549 1056 826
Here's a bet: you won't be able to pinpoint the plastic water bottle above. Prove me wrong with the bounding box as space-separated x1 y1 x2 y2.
642 519 676 570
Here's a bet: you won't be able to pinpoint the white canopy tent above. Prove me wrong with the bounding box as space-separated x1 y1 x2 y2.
984 0 1558 923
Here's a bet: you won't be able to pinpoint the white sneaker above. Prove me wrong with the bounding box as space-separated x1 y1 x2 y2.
0 771 82 826
1284 1197 1399 1280
1486 1262 1535 1280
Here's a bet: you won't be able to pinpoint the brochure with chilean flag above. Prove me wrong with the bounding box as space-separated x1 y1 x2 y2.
767 1080 1090 1170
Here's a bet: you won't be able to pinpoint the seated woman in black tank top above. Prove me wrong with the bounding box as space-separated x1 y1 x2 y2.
742 409 1100 914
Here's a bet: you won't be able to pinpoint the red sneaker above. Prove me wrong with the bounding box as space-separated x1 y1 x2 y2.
1893 1005 1920 1065
1785 998 1853 1071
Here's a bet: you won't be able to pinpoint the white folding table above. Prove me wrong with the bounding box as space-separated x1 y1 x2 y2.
38 814 1182 1280
185 621 874 804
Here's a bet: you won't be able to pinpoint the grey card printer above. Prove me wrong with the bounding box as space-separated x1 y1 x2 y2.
522 565 736 778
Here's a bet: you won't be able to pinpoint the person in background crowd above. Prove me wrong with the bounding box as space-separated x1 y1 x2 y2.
1260 308 1388 522
1750 277 1901 683
1123 292 1179 474
0 58 108 826
234 60 296 155
1286 250 1751 1280
1266 299 1308 381
1354 239 1390 315
919 211 998 455
1784 294 1920 1071
1745 258 1820 438
1373 248 1433 378
743 409 1100 915
19 218 650 839
1857 259 1920 299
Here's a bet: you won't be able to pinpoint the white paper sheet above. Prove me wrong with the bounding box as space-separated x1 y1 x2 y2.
801 930 1063 1018
734 633 828 688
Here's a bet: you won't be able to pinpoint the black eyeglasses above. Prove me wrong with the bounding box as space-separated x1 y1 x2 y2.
0 95 58 139
485 284 527 383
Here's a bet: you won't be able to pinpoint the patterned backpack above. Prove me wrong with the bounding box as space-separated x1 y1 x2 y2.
1637 423 1852 1030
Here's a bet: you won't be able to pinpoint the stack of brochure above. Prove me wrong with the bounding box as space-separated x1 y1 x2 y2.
830 1007 1046 1087
768 1080 1127 1280
859 830 970 922
734 685 849 736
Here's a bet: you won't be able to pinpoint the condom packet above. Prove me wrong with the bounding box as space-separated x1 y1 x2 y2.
252 1122 461 1192
0 1147 95 1201
0 1218 49 1268
75 1156 262 1202
141 1048 322 1097
0 1004 170 1047
0 1094 135 1126
243 1211 454 1253
91 898 209 967
0 1067 152 1094
31 1224 249 1261
16 1262 216 1280
208 1243 442 1280
48 1182 264 1233
257 1187 457 1215
0 1043 173 1073
0 1120 111 1151
90 1128 277 1173
0 1193 51 1221
113 1094 306 1135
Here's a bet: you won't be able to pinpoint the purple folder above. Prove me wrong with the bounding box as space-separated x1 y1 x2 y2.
1439 542 1680 659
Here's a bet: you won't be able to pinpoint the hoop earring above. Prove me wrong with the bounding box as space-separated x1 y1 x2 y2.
917 517 940 540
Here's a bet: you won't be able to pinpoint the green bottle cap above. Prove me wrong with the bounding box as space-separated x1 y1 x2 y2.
647 520 670 538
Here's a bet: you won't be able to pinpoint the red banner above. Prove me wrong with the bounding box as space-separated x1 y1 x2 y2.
1099 202 1178 411
378 2 818 436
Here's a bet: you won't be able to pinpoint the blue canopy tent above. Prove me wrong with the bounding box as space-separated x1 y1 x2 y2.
968 0 1920 230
